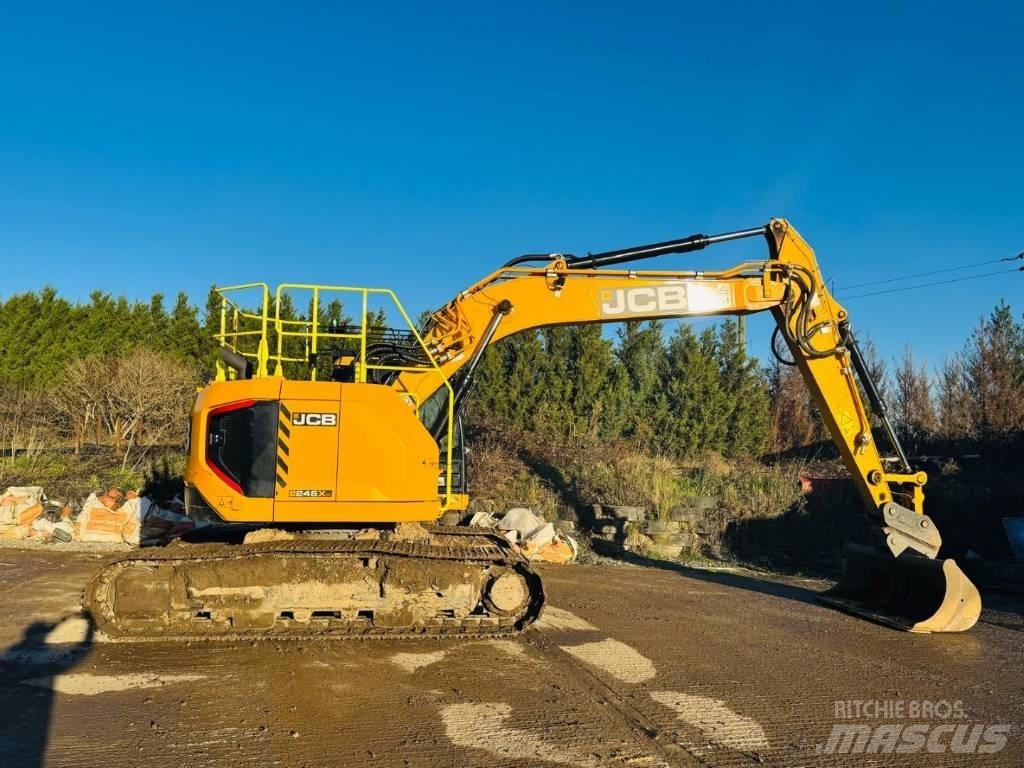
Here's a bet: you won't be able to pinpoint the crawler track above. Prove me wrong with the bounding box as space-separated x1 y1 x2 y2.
84 526 544 641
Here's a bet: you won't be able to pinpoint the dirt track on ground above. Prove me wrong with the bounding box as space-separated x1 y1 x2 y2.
0 548 1021 767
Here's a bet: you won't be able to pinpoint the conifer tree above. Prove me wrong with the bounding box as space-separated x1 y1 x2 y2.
504 331 552 433
469 343 512 426
616 321 666 449
717 320 770 457
658 324 726 455
536 327 574 435
567 325 615 437
964 301 1024 437
166 292 207 364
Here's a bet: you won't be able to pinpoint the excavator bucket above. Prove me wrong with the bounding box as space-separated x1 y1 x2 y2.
818 543 981 633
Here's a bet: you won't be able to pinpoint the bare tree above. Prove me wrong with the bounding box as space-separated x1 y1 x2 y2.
49 356 110 453
936 356 972 440
107 348 199 469
0 386 49 463
50 348 199 467
858 335 891 413
891 347 936 452
768 360 819 452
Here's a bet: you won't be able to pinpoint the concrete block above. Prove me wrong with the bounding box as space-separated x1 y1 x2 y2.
605 505 647 522
648 543 684 558
668 507 703 524
643 520 681 534
439 511 463 526
692 495 719 510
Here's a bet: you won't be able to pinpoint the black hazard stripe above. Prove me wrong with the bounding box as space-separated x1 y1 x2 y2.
276 402 291 489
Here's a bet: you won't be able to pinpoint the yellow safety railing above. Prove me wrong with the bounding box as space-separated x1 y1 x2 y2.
213 283 272 379
212 282 456 508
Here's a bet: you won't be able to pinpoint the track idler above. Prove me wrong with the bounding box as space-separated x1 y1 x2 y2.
818 543 981 633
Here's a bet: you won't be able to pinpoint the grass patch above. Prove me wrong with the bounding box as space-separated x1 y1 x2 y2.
468 427 808 525
0 450 185 502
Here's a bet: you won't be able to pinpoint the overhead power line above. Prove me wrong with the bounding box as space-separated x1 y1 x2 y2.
840 266 1024 300
839 252 1023 291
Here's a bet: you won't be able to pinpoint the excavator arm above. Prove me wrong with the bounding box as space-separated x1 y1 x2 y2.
397 219 926 550
391 218 980 632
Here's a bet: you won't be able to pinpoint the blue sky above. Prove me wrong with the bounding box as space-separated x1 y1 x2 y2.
1 2 1021 367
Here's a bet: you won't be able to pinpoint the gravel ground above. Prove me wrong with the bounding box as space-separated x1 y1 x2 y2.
0 547 1021 768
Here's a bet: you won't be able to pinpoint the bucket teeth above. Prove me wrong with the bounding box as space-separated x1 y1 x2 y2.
817 543 981 633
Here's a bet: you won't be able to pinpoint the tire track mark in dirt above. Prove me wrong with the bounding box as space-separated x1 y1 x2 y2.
534 606 772 767
390 649 447 672
531 611 702 767
381 633 680 766
23 672 206 696
650 691 768 752
560 638 657 684
441 702 656 768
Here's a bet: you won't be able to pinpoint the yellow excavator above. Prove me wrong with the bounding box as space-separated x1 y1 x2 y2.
84 219 981 639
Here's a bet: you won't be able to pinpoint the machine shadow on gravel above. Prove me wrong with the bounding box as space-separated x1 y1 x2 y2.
0 618 94 768
593 544 822 605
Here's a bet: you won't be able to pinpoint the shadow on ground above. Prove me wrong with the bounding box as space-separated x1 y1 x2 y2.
591 543 824 606
0 618 94 768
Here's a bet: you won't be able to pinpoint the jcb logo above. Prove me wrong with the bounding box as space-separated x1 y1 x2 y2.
292 412 338 426
600 285 687 317
599 283 733 318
